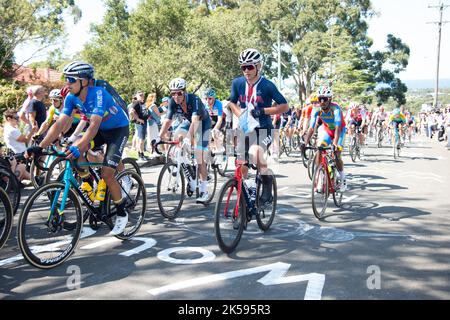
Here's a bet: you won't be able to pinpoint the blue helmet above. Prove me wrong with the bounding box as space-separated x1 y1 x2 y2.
204 88 216 98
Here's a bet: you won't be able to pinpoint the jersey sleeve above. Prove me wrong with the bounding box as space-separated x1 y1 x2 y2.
309 108 320 128
46 106 55 124
269 82 287 105
229 79 240 104
62 94 76 117
334 107 342 127
216 100 223 117
166 99 176 120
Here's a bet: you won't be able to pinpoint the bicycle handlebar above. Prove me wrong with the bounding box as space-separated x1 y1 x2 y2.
152 140 180 155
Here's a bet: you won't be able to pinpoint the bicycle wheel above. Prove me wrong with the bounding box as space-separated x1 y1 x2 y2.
205 164 218 204
350 137 357 162
44 157 69 184
0 188 13 249
214 178 245 254
377 128 383 148
17 182 83 269
122 158 142 176
156 163 185 219
301 146 308 168
332 168 343 207
216 154 229 177
311 164 329 220
0 166 21 216
283 136 291 156
30 155 54 188
105 170 147 240
256 171 277 231
307 153 316 181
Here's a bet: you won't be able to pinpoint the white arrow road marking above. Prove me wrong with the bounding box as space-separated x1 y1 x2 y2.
80 238 117 250
147 262 325 300
278 187 289 193
120 237 157 257
0 227 97 267
342 195 359 203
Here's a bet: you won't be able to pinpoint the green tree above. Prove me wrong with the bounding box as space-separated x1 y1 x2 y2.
0 0 80 75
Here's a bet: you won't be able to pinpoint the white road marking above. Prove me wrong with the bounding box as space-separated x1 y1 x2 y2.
147 262 325 300
157 247 216 265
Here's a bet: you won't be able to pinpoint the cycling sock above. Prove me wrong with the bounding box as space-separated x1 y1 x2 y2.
339 171 346 180
114 198 127 217
200 181 208 193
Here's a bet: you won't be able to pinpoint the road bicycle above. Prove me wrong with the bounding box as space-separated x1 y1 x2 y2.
348 126 362 162
214 150 277 254
392 124 402 159
154 140 217 219
310 146 344 220
17 147 147 269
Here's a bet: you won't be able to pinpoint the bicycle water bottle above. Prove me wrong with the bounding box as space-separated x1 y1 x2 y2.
81 182 95 202
95 179 106 201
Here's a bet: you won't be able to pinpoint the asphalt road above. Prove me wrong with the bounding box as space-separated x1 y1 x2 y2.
1 134 449 300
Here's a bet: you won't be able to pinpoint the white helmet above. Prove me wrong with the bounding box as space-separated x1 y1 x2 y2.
317 85 333 98
169 78 187 91
49 89 62 100
238 48 263 65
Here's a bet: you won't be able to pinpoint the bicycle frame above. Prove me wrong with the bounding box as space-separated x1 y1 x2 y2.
225 160 254 220
48 157 106 225
318 148 338 194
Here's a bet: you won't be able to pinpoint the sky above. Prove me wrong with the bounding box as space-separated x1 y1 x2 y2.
13 0 450 81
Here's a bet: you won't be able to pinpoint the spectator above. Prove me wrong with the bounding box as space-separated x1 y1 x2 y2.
129 91 149 162
3 109 36 181
145 93 165 154
26 85 47 133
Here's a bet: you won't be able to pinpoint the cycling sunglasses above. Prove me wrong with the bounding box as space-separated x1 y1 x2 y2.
65 76 82 84
241 65 256 71
171 91 184 97
318 97 329 103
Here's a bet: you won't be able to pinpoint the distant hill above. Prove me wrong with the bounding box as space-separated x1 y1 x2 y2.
404 79 450 90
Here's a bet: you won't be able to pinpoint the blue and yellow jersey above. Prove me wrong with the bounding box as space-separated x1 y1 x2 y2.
389 109 406 123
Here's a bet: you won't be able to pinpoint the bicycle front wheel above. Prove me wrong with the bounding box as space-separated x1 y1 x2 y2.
311 164 329 220
256 171 277 231
332 168 344 207
106 170 147 240
0 188 13 249
214 179 245 254
157 163 185 219
17 183 82 269
0 166 21 216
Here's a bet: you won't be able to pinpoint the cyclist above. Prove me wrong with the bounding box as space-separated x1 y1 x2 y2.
26 61 131 236
154 78 212 204
371 105 388 144
304 85 347 191
346 102 364 147
389 105 406 147
228 48 289 206
300 93 319 136
204 88 225 153
280 106 294 147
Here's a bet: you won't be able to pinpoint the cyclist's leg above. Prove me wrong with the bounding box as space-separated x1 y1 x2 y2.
251 128 273 204
196 118 212 201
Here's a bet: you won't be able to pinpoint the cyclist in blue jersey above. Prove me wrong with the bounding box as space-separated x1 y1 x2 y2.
26 61 131 236
304 85 347 191
154 78 212 204
204 88 225 153
228 48 289 206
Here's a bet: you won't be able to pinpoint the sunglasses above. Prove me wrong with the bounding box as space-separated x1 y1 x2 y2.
171 91 184 97
65 77 81 84
207 97 215 100
241 65 256 71
318 97 329 103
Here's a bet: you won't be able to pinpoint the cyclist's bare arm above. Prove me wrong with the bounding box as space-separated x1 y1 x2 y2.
71 119 88 138
188 115 201 141
158 118 173 140
40 114 72 148
263 103 289 115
